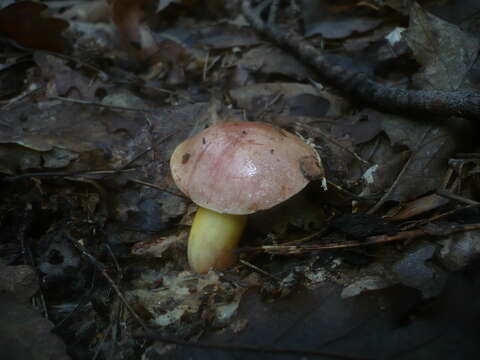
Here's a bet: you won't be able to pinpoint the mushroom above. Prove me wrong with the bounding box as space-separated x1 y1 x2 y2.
170 121 324 273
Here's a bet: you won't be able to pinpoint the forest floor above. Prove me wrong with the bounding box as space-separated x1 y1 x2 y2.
1 1 480 359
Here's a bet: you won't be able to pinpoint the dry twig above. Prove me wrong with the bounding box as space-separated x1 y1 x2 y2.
238 222 480 255
242 0 480 121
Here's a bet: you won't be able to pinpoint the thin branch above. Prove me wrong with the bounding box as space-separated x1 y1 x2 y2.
1 85 43 111
239 259 281 281
65 232 150 333
368 126 431 214
2 168 137 182
367 151 413 215
52 96 154 113
52 272 97 331
130 179 188 199
242 0 480 121
238 222 480 255
436 189 480 206
39 50 109 81
294 121 370 165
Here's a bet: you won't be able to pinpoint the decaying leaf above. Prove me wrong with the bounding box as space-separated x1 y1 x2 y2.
127 270 245 329
0 1 69 52
238 45 314 81
363 109 456 202
33 53 105 99
405 2 480 90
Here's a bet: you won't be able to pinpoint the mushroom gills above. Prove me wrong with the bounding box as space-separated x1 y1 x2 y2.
188 207 247 273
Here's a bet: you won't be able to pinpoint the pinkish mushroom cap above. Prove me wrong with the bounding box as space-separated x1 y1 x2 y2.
170 121 324 215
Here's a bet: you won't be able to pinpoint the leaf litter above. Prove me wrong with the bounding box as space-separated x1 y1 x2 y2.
1 0 480 359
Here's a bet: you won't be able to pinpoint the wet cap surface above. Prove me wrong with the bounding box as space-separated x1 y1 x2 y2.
170 122 324 215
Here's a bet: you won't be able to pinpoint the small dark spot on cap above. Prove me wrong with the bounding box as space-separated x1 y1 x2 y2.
270 149 274 154
202 138 206 145
182 153 191 164
242 130 247 135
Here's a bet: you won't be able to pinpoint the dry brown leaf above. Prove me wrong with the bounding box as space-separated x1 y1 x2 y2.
0 1 68 53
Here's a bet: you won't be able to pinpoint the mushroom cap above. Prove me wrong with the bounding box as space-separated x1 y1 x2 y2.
170 121 324 215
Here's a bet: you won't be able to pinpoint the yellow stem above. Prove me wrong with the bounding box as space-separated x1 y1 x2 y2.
188 207 247 274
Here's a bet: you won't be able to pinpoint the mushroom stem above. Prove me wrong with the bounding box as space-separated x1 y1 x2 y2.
188 207 247 274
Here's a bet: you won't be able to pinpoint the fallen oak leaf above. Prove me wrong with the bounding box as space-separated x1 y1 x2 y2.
0 1 68 53
33 52 106 99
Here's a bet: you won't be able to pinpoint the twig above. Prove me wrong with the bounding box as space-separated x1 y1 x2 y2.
436 189 480 206
367 152 413 215
0 85 43 111
2 168 137 182
281 230 324 245
401 203 480 230
107 241 125 360
5 39 109 81
327 180 372 200
107 298 122 360
293 121 370 165
257 92 283 120
16 204 49 318
368 126 431 214
241 0 480 121
130 179 188 199
65 232 150 333
52 271 97 331
52 96 154 113
239 222 480 255
120 147 152 170
238 234 385 255
39 50 109 81
202 50 210 81
239 259 281 281
117 81 195 103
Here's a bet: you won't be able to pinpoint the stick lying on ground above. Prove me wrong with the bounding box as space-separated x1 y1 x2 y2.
241 0 480 121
